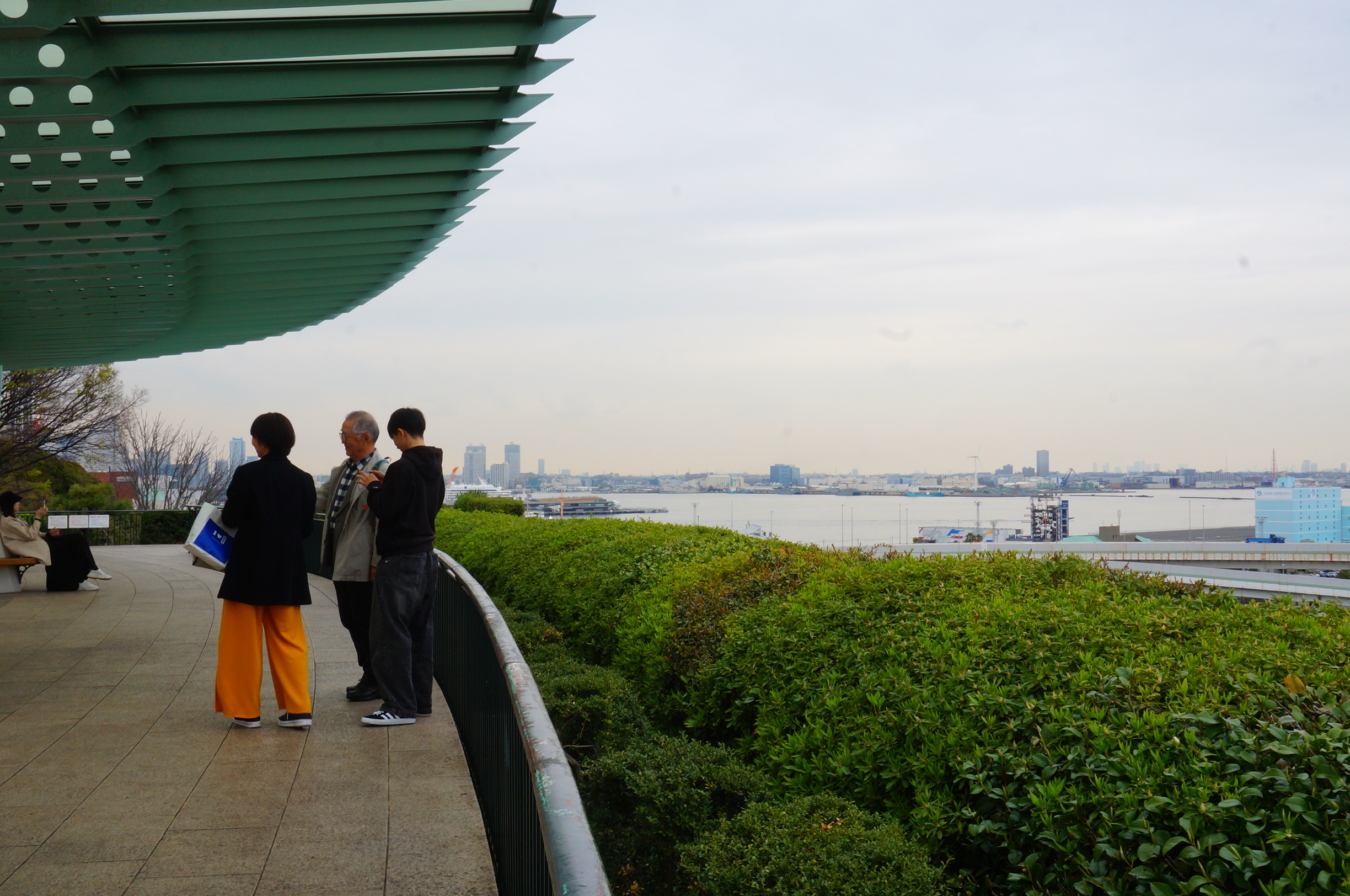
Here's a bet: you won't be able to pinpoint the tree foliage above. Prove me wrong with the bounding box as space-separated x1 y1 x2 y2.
0 365 143 482
0 451 129 511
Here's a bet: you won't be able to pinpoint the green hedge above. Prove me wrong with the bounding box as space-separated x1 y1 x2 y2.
436 511 1350 895
451 491 524 516
138 509 192 544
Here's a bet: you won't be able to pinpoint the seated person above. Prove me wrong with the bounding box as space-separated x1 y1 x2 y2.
0 492 111 592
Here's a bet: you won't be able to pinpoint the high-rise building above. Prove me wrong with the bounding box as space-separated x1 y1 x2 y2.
505 443 520 484
463 445 487 485
488 463 509 489
538 459 545 476
769 464 801 487
1035 450 1049 477
229 437 245 470
1255 477 1347 543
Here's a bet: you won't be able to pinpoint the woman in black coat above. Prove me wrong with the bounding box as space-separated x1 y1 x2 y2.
213 412 318 730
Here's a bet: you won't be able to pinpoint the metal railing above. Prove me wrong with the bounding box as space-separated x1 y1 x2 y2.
432 550 611 896
15 509 193 546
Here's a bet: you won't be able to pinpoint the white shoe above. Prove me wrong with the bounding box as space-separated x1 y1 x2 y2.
87 569 112 580
77 580 100 591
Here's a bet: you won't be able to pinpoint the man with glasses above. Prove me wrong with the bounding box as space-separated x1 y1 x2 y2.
316 411 390 702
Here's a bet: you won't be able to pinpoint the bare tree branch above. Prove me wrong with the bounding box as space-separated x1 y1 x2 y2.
0 365 144 482
115 412 229 510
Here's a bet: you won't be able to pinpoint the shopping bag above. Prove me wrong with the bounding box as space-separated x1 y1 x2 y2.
184 503 236 571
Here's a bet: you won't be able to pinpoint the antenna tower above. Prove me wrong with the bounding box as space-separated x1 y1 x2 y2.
1271 450 1278 481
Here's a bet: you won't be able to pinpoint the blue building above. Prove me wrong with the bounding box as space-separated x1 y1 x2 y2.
1254 477 1345 543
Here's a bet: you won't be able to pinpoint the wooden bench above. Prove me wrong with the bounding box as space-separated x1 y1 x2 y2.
0 555 39 591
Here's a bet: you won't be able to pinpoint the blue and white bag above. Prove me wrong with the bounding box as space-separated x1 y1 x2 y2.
185 503 236 571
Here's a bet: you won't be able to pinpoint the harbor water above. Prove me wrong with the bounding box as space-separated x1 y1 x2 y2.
545 489 1259 549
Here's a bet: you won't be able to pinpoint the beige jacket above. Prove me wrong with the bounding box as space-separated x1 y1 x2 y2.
0 516 51 566
315 451 388 582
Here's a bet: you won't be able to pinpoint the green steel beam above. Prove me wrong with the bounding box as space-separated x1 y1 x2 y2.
0 188 483 229
1 15 589 79
0 58 567 120
175 169 500 206
154 123 528 166
129 92 549 140
3 0 480 33
1 206 472 243
1 143 515 182
0 94 545 153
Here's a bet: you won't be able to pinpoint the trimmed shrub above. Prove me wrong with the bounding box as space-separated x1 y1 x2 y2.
452 491 524 516
582 734 771 895
437 511 752 666
138 509 192 544
682 794 949 896
437 513 1350 894
687 552 1350 893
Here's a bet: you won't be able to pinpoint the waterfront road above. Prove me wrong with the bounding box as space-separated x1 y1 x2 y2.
890 541 1350 572
0 545 495 896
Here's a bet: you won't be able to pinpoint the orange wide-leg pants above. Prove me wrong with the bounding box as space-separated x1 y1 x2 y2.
214 600 312 718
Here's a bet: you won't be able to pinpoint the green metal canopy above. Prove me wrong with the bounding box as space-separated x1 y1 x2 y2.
0 0 587 368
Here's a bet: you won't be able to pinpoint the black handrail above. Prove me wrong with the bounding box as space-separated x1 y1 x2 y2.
432 549 611 896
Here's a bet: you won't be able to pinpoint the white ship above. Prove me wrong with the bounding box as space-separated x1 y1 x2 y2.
442 467 510 505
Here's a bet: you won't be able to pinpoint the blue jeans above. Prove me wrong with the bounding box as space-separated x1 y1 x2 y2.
370 552 436 716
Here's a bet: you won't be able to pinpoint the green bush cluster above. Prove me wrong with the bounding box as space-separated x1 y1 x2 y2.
137 509 193 544
436 511 1350 895
451 491 524 516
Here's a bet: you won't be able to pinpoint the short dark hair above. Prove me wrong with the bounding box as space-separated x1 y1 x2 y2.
0 492 20 517
387 407 426 438
250 412 296 457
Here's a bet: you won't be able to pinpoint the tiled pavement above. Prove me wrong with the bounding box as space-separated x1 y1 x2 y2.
0 545 496 896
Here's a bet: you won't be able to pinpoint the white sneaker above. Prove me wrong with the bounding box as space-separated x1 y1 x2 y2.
77 580 100 591
87 569 112 580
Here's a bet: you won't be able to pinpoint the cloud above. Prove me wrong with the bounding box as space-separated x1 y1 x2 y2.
119 0 1350 476
879 326 914 343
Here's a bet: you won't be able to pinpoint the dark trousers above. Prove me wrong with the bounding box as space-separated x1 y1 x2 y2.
370 552 436 716
333 580 374 672
45 532 95 592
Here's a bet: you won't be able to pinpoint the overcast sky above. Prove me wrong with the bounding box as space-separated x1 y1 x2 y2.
121 0 1350 477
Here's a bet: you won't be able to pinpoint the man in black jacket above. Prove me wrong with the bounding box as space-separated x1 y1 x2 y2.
355 408 445 725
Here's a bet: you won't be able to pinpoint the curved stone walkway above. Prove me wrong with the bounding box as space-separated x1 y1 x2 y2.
0 545 495 896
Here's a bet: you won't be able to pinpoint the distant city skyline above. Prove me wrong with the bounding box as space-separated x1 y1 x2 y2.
201 431 1350 485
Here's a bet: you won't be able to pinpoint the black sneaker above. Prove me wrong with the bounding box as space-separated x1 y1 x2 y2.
416 709 432 717
278 712 312 729
232 717 261 729
346 684 381 702
361 708 416 726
